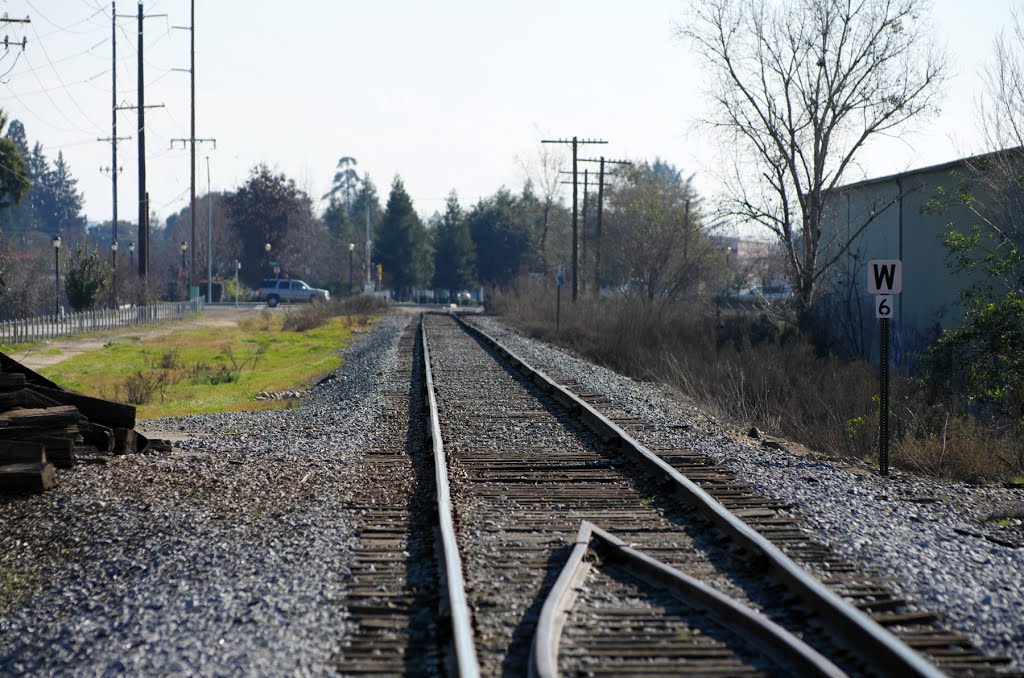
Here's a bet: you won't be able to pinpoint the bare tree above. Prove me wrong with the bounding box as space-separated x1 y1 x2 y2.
518 142 565 272
682 0 947 321
968 7 1024 255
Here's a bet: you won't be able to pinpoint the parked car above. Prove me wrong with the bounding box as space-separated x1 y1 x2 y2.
256 279 330 307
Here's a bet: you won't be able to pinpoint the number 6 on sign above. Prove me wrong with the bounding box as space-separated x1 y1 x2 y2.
875 295 893 319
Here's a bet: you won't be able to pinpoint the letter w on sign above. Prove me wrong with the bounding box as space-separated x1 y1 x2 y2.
867 259 902 294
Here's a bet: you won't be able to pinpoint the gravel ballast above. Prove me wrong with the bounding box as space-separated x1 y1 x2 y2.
2 309 1021 673
472 315 1024 670
0 313 410 676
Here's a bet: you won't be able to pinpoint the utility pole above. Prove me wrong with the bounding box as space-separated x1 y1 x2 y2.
580 157 630 294
560 168 592 294
206 155 213 303
170 133 216 292
542 136 606 301
99 2 130 281
136 3 146 280
1 14 31 39
582 169 589 294
365 176 372 292
171 0 215 297
1 14 30 82
115 3 165 284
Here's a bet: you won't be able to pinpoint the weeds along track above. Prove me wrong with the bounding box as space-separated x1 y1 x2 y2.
422 312 1010 677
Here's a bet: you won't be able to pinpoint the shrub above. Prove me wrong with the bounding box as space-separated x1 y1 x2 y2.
116 369 174 405
190 360 236 385
154 348 183 370
282 301 332 332
64 247 109 311
280 294 390 332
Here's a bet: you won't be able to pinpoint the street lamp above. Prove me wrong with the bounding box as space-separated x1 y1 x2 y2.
52 235 61 316
180 241 188 300
129 241 135 271
264 242 271 275
348 242 355 296
111 240 118 308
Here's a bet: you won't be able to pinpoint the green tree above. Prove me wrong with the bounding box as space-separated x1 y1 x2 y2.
2 119 37 241
340 174 383 291
0 110 31 231
64 246 109 311
920 15 1024 434
605 161 725 301
322 156 361 215
322 157 362 255
682 0 948 322
432 190 476 295
376 176 431 298
46 152 85 237
468 188 532 288
227 164 323 286
350 174 383 231
920 207 1024 435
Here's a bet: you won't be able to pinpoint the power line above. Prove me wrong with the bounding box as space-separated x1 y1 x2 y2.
25 1 106 37
541 136 607 302
580 157 631 291
6 67 109 95
26 20 107 133
114 2 168 283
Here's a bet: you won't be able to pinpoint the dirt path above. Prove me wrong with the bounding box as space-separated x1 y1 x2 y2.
7 305 271 371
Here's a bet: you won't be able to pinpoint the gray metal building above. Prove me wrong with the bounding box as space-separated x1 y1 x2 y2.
818 154 986 365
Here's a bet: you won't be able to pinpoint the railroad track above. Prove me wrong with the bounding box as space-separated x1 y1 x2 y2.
336 312 1012 676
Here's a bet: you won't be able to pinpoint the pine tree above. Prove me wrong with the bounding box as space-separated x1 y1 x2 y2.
376 176 431 298
468 188 532 288
47 152 85 238
432 190 476 295
0 112 31 237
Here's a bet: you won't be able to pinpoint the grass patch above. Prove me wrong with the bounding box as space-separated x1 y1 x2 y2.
40 312 374 419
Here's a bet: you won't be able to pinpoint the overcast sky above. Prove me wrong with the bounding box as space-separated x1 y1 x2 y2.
0 1 1016 230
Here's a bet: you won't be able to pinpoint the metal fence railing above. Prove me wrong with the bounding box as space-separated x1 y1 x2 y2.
0 299 205 346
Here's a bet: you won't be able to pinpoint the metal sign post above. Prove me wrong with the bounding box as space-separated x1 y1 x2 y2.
867 260 902 476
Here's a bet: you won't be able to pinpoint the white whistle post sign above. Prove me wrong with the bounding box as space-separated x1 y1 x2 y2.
867 259 901 477
867 259 902 294
868 260 901 319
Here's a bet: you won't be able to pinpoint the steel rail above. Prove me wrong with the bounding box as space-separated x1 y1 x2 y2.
451 313 945 678
531 520 848 678
420 315 481 677
528 524 592 678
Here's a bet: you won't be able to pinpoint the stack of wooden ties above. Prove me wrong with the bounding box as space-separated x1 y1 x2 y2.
0 351 156 494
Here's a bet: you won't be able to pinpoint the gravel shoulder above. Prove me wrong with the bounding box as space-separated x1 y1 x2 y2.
0 311 411 676
2 309 1021 674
